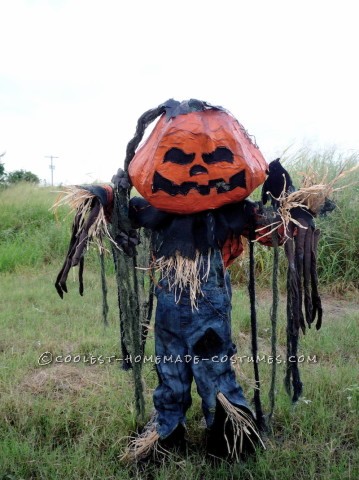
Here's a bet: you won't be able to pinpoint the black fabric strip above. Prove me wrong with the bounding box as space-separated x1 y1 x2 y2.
129 197 255 259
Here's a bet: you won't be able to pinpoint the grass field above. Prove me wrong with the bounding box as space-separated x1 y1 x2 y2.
0 268 358 479
0 149 358 479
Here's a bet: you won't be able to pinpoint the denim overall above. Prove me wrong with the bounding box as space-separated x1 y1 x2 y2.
153 248 249 439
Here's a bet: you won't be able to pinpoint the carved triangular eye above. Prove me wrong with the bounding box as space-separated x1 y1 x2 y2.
164 148 195 165
202 147 234 164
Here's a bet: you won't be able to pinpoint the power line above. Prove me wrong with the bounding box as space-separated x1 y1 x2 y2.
45 155 58 186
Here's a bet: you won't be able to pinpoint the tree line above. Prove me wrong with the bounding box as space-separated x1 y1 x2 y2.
0 152 40 185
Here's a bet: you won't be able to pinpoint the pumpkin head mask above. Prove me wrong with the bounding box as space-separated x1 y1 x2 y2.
128 99 268 214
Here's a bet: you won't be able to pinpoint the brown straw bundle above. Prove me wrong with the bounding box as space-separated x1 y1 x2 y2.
151 250 212 310
256 163 359 241
121 429 160 463
52 186 112 252
217 392 265 461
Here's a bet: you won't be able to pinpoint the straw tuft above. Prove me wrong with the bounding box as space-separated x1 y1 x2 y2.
51 186 113 253
217 392 265 461
151 250 211 310
120 426 160 463
256 163 359 242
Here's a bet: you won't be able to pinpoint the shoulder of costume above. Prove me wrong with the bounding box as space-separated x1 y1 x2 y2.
129 197 169 229
129 196 257 231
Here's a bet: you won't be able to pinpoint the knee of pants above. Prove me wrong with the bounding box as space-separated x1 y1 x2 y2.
191 325 236 359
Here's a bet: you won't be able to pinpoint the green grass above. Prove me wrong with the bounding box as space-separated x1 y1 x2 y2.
0 149 358 478
231 148 359 292
0 183 73 272
0 268 358 479
285 148 359 292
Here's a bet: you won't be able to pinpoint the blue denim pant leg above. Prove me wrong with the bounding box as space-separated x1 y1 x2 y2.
186 279 249 428
153 271 249 438
153 287 193 439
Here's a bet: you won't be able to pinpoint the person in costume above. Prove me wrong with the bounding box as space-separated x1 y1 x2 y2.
123 100 272 459
55 99 323 461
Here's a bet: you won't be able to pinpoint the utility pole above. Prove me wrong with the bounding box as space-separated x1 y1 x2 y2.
45 155 58 186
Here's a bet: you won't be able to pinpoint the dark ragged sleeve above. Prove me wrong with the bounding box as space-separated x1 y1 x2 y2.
55 185 114 298
252 203 322 404
243 203 323 332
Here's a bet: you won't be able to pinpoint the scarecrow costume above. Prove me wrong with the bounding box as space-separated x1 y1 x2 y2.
55 99 324 461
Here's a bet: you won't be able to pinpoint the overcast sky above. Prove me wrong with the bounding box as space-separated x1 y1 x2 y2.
1 0 358 185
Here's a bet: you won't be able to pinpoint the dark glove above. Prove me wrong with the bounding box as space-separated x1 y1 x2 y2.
261 158 295 208
111 168 130 190
114 229 140 257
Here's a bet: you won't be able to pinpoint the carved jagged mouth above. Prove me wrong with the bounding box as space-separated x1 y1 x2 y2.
152 170 246 196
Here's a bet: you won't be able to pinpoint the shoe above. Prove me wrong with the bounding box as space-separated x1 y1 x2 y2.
158 423 187 454
206 398 264 462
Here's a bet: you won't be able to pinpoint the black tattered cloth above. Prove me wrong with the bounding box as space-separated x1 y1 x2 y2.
55 185 113 298
128 196 259 260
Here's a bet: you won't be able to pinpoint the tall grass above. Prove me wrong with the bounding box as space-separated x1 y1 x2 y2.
0 183 105 273
283 147 359 291
231 148 359 292
0 183 72 272
0 147 358 291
